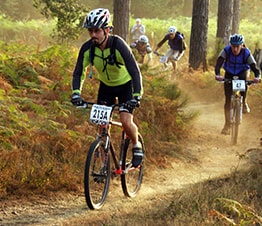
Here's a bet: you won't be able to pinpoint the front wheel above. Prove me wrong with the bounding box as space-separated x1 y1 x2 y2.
121 133 145 197
231 100 241 145
84 139 110 210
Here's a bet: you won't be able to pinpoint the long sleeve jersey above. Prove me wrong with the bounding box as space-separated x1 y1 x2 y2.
72 35 143 97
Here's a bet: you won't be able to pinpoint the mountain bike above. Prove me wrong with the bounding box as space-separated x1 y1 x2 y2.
224 76 254 145
77 100 145 210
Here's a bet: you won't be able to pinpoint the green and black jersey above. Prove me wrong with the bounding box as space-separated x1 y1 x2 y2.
72 35 143 97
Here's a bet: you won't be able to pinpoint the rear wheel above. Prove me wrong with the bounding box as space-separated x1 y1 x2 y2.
121 133 144 197
231 100 241 145
84 139 110 210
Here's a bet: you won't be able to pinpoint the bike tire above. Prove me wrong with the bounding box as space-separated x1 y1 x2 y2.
121 133 145 198
84 139 110 210
231 100 241 145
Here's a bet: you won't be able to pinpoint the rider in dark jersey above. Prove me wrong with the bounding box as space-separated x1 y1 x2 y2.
71 8 144 167
215 33 261 135
154 26 185 71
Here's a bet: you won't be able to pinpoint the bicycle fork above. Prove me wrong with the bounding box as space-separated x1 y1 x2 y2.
230 93 243 124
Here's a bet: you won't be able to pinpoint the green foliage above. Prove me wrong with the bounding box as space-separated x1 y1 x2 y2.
33 0 89 43
0 36 196 195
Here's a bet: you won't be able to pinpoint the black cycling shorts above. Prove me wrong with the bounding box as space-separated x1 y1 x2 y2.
97 81 133 113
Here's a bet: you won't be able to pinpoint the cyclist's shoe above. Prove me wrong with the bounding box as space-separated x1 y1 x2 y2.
243 103 250 113
221 126 230 135
131 146 144 168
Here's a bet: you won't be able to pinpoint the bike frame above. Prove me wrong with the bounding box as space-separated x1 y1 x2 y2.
89 102 140 175
224 77 254 144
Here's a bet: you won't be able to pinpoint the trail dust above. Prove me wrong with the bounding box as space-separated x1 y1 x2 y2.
1 74 262 226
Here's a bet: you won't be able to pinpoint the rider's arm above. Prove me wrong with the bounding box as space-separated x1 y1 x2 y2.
215 56 225 75
115 36 143 96
215 49 226 75
155 34 169 51
72 41 92 94
141 25 145 34
250 63 261 78
247 54 261 78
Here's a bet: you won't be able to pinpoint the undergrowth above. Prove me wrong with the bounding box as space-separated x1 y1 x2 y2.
0 42 195 197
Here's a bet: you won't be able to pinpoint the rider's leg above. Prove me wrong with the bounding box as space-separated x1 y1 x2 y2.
120 112 143 167
120 111 138 144
171 50 180 71
164 49 174 68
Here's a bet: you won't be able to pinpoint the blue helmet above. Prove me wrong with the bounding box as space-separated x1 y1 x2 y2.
230 34 244 45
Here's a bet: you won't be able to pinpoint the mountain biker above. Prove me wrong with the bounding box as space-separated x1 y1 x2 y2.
130 18 146 43
130 35 152 64
71 8 144 167
154 26 185 70
215 33 261 135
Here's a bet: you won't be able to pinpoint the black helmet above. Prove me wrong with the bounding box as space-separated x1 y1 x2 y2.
230 34 244 45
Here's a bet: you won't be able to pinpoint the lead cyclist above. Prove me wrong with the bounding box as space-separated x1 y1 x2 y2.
70 8 144 167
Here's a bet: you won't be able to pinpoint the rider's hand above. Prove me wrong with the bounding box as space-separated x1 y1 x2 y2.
71 93 83 106
215 75 224 81
133 96 141 108
254 77 261 83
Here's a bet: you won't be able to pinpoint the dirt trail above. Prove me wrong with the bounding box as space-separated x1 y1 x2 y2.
1 76 262 226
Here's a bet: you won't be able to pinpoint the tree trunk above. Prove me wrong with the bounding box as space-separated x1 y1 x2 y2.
189 0 209 71
216 0 233 45
113 0 130 42
231 0 240 34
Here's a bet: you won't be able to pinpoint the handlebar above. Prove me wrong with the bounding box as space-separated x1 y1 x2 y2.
223 78 255 86
75 100 139 110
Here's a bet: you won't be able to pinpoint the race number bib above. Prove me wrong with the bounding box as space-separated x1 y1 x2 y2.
232 80 246 92
90 104 112 125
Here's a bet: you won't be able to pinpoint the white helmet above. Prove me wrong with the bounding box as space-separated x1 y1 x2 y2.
136 18 141 23
83 8 110 29
168 26 177 34
138 35 148 43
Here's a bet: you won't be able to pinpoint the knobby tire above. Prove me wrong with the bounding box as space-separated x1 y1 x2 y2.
121 133 145 197
84 139 110 210
231 100 241 145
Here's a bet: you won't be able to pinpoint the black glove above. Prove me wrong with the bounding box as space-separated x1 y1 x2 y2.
71 93 82 106
134 96 141 108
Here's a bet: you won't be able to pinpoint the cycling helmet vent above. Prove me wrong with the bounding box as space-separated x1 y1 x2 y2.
138 35 148 43
230 34 244 45
168 26 177 34
83 8 110 29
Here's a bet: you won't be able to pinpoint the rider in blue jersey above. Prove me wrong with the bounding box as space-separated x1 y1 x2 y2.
215 34 261 135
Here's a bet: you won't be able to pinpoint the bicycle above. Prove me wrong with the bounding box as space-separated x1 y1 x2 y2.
77 100 145 210
223 76 254 145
